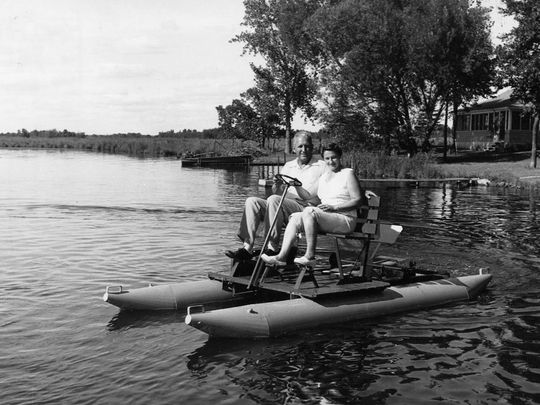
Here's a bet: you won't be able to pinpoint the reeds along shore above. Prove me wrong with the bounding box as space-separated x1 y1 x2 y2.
0 134 248 159
0 133 446 179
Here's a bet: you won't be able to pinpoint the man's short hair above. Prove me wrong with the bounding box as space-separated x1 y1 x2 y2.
293 130 313 147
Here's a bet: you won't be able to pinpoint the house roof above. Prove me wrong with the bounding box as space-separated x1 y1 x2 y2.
461 88 524 111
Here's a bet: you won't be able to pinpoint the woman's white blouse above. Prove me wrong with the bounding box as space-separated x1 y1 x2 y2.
317 168 357 218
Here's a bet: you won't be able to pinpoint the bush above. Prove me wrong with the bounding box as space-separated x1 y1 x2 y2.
345 151 442 179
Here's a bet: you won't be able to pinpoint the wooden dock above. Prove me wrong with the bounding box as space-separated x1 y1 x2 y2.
257 175 474 188
181 154 253 167
357 177 473 187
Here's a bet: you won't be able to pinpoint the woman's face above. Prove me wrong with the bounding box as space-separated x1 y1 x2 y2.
323 150 341 172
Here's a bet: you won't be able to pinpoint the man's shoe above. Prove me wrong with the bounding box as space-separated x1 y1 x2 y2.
261 254 286 266
225 248 253 261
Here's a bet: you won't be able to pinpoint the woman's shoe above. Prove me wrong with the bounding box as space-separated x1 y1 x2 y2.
261 254 286 266
294 256 316 266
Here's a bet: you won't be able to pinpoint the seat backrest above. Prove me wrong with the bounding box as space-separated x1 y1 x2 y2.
349 196 402 245
355 195 380 234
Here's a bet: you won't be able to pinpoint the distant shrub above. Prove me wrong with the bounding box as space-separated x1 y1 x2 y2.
345 151 443 179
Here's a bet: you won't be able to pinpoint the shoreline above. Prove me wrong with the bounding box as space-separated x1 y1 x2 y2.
254 152 540 189
2 144 539 189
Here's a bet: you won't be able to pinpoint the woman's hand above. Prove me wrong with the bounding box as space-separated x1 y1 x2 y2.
365 190 377 199
317 203 338 212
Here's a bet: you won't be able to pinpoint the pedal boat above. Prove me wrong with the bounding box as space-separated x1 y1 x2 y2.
103 191 492 337
185 270 492 338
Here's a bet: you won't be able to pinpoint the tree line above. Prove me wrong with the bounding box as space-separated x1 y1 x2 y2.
0 128 229 139
216 0 540 167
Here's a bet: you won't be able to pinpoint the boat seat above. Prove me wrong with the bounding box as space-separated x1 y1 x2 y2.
326 195 403 281
231 196 401 291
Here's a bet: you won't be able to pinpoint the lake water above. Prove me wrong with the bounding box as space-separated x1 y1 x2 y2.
1 149 539 405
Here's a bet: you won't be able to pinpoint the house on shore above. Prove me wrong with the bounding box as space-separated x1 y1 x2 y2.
455 88 537 150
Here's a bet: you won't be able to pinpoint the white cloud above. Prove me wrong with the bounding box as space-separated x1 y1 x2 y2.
0 0 254 134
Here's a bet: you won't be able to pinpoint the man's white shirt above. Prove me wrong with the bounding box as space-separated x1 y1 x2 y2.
280 159 326 203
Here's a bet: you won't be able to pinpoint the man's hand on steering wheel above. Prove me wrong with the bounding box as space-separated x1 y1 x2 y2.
274 173 302 187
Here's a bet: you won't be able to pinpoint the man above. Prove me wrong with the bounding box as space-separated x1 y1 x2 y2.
225 131 326 260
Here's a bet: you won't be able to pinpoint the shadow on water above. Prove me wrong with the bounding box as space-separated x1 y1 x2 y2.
106 310 185 332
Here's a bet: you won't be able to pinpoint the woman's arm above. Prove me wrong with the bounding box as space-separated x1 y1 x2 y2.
318 170 363 212
337 171 363 211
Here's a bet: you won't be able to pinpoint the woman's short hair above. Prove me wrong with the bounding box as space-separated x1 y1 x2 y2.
321 143 342 158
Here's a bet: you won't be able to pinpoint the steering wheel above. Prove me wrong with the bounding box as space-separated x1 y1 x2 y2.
274 173 302 187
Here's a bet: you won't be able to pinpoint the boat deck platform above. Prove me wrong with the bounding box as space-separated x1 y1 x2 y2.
208 266 390 298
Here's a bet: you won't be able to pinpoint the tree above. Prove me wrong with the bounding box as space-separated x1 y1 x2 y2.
233 0 318 153
300 0 494 154
441 2 496 158
216 99 260 141
242 85 284 148
316 75 374 150
216 87 283 148
498 0 540 168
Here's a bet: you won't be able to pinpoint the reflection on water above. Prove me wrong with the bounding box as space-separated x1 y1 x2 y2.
186 296 540 404
106 310 183 332
1 149 539 405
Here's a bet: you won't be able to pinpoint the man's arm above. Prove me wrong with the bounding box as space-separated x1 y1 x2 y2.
297 161 325 203
292 184 313 201
272 176 315 201
271 163 289 195
271 178 285 195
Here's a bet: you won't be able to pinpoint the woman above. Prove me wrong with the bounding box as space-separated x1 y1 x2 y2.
261 143 366 266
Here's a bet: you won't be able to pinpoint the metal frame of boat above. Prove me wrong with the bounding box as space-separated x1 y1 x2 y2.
204 195 424 300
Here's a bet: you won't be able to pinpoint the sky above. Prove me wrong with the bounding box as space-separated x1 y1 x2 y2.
1 0 516 135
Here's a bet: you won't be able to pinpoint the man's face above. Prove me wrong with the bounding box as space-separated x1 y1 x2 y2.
294 135 313 165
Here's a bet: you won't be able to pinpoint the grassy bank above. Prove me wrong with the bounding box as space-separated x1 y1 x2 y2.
260 150 540 189
435 153 540 188
346 150 540 189
257 150 445 179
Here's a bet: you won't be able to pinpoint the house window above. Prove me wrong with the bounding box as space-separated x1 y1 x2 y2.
512 111 532 130
512 111 521 130
522 112 532 130
471 113 489 130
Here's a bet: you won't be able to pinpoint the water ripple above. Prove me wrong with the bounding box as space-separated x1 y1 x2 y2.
1 150 540 405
